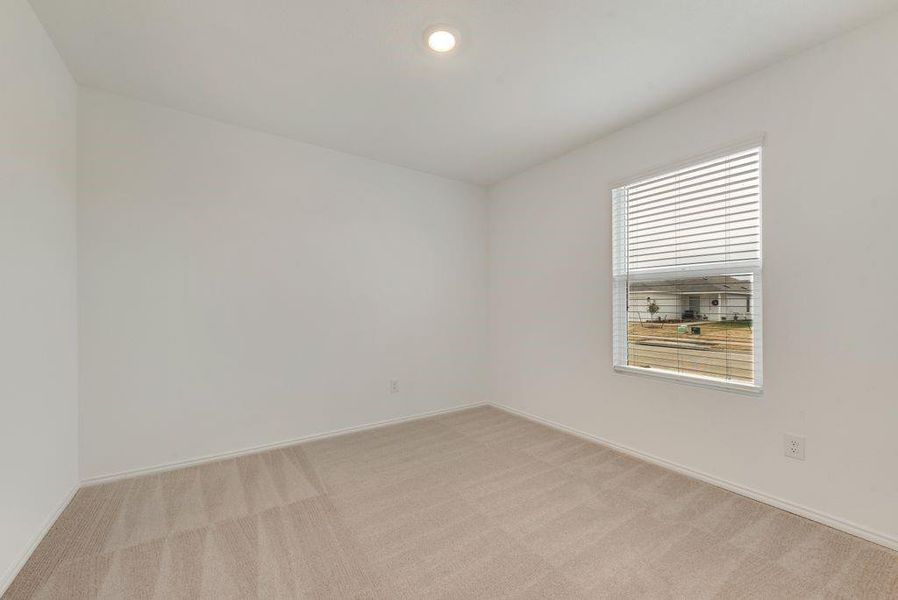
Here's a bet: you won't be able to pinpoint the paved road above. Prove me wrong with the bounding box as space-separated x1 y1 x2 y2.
629 342 753 382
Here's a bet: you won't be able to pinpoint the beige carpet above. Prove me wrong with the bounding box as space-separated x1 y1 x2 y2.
5 406 898 599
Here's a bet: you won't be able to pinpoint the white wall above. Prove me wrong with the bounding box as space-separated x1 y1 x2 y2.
0 0 79 591
78 89 488 480
489 12 898 546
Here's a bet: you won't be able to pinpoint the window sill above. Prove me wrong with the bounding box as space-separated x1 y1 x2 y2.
613 365 762 396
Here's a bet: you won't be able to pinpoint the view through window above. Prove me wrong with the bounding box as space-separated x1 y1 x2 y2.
612 146 762 389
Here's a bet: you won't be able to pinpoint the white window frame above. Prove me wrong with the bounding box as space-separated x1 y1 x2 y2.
611 139 764 395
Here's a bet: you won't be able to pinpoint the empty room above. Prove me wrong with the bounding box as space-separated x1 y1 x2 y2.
3 0 898 598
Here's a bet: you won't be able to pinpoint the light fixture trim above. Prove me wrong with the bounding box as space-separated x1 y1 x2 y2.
424 25 459 53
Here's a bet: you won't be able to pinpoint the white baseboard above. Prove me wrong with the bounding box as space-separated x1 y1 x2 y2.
10 399 892 598
0 484 78 597
81 402 487 486
489 402 898 552
3 402 487 595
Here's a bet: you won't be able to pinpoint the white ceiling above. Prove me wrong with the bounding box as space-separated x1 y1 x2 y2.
29 0 898 184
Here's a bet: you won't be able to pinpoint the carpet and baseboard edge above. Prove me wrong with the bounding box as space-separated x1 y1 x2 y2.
2 402 488 596
489 401 898 552
6 399 896 598
0 485 78 597
80 402 488 486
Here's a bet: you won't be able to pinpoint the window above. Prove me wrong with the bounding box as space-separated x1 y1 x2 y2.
612 144 763 392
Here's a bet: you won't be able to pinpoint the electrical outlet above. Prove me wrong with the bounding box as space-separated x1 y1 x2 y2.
784 434 805 460
390 379 399 394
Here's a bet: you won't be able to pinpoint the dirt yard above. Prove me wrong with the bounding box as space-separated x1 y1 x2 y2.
627 320 754 382
628 320 753 352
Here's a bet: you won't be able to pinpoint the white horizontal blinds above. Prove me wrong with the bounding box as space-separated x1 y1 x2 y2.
627 148 760 272
611 187 629 368
611 145 762 388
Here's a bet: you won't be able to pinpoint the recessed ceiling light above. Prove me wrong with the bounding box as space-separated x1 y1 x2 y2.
425 26 458 53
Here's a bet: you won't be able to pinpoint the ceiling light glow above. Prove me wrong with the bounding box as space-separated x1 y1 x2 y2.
426 28 457 53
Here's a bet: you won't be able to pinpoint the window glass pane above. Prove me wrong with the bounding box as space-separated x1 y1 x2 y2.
626 274 754 383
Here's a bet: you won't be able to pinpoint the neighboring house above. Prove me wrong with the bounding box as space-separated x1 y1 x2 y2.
629 276 753 322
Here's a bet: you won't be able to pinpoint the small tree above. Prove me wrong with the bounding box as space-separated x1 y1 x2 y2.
646 297 660 321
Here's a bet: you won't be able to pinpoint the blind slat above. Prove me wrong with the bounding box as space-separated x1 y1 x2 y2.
629 199 760 228
627 149 759 193
628 173 759 207
628 231 759 248
628 226 758 247
628 208 759 236
627 159 759 203
628 216 758 242
629 239 759 260
628 188 758 218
